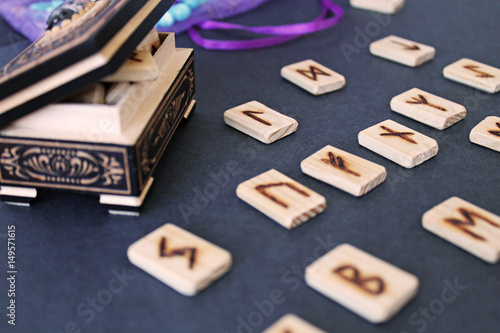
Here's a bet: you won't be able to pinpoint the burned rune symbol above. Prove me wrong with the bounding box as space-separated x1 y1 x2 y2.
406 94 447 111
255 182 310 208
159 237 197 269
488 122 500 137
444 208 500 241
242 110 272 126
379 125 417 144
391 40 420 50
333 265 385 295
130 52 142 62
322 152 361 177
463 65 495 78
296 65 332 81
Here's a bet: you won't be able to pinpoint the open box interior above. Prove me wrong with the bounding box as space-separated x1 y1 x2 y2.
0 32 194 145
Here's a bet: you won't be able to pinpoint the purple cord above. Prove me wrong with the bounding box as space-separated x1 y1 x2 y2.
187 0 344 50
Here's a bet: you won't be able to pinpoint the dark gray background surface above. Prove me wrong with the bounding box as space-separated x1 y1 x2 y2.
0 0 499 332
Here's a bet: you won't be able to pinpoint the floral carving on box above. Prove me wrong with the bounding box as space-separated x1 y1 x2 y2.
0 140 131 194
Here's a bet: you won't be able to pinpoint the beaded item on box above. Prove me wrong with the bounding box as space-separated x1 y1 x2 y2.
158 0 209 28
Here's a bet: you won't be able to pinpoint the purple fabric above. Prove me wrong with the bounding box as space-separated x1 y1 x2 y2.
0 0 273 42
0 0 48 42
187 0 344 50
160 0 272 34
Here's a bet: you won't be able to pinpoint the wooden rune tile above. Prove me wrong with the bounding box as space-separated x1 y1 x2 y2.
305 244 419 323
443 58 500 93
281 59 346 95
65 83 106 104
350 0 405 14
370 35 435 67
358 119 438 168
301 145 386 196
469 116 500 152
423 197 500 263
136 28 161 54
224 101 298 144
127 223 232 296
390 88 467 130
103 50 159 82
236 169 326 229
263 314 327 333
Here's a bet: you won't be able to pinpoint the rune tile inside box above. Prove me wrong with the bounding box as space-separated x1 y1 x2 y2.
103 50 159 82
390 88 466 130
350 0 405 14
136 28 161 53
301 145 386 197
66 83 106 104
127 223 232 296
358 119 438 168
306 244 419 323
443 58 500 93
369 35 435 67
236 169 326 229
223 101 298 144
281 59 346 95
423 197 500 263
469 116 500 152
263 314 327 333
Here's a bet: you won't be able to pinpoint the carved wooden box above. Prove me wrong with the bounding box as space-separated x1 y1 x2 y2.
0 0 195 215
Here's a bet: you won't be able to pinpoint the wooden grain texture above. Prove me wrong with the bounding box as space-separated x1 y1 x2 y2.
301 145 386 196
224 101 298 144
236 169 326 229
423 197 500 263
358 119 438 168
469 116 500 152
281 59 346 95
443 58 500 93
263 314 327 333
390 88 466 130
305 244 419 323
128 223 232 296
370 35 435 67
350 0 405 14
